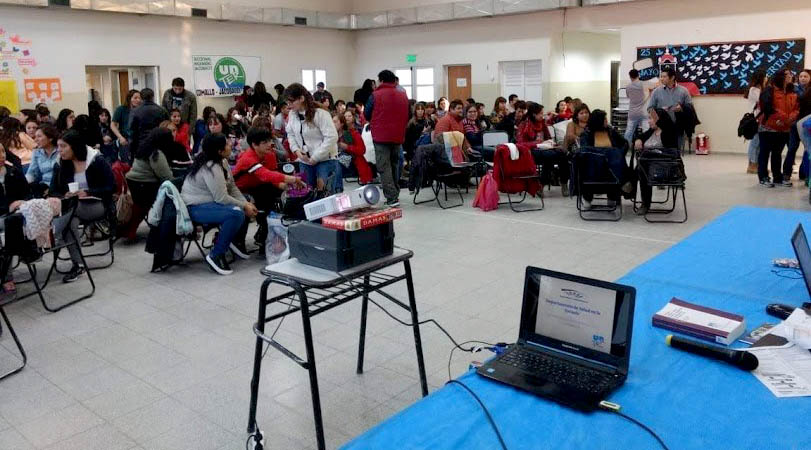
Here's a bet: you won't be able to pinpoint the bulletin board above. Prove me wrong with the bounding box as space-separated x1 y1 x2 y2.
0 79 19 113
24 78 62 103
635 38 805 95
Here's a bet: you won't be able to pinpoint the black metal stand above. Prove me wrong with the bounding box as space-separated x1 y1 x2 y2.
0 303 27 381
413 177 465 209
247 251 428 450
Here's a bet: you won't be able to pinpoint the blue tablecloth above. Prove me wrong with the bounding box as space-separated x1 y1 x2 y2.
343 206 811 450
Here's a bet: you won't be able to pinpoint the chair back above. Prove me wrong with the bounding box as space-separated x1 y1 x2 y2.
637 147 686 185
482 131 509 148
551 119 571 145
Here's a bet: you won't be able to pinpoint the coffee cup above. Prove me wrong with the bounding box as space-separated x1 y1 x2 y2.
68 182 79 193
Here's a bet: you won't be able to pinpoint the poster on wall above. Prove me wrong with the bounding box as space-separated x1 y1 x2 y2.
0 79 19 113
192 55 261 97
24 78 62 103
636 38 805 95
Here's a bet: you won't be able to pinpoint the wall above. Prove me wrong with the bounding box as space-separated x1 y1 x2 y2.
0 5 355 117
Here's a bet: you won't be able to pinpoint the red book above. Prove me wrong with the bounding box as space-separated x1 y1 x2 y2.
321 208 402 231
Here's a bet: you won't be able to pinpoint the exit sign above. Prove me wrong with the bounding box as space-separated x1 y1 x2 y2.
406 54 417 64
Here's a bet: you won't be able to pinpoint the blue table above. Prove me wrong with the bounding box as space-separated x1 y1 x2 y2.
343 206 811 450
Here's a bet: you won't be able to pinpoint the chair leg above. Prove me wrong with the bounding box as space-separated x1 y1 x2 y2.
24 238 96 313
435 181 464 209
644 187 687 223
0 305 27 381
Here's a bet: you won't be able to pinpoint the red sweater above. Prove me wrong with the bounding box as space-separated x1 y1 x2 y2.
233 148 285 191
175 122 191 153
339 128 373 184
516 120 552 144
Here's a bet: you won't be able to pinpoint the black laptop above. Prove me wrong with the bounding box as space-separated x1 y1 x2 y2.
476 267 636 411
791 224 811 298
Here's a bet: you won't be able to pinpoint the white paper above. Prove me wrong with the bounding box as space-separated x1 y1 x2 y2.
456 78 467 87
748 343 811 397
771 309 811 349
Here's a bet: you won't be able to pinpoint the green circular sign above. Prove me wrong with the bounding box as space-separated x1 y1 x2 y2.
214 57 246 90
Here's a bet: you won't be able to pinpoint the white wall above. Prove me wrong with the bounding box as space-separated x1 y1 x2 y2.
0 5 355 116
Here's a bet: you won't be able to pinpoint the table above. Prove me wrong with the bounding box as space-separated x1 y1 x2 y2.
342 206 811 449
247 248 428 450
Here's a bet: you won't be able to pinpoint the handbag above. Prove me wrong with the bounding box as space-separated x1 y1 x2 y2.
472 172 499 212
738 110 759 140
116 182 133 224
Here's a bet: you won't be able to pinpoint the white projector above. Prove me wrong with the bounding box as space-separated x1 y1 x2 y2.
304 185 382 221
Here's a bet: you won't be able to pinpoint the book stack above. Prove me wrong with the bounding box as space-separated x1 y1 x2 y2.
652 298 746 345
320 207 402 232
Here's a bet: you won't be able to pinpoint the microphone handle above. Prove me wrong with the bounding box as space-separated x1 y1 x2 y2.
666 335 737 362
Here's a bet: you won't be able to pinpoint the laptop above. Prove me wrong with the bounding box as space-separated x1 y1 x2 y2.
791 224 811 298
476 267 636 411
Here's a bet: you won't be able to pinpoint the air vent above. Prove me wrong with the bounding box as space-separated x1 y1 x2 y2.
48 0 70 6
294 16 307 25
191 8 207 17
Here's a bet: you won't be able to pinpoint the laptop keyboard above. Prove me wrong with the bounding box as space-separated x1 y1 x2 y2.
499 348 618 394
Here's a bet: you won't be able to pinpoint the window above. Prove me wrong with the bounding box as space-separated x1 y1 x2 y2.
500 60 542 102
395 67 435 102
301 69 326 92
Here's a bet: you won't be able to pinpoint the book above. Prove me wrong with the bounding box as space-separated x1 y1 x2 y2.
740 323 777 345
652 298 746 345
320 207 402 232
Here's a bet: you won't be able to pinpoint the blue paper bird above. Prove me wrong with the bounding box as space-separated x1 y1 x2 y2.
656 49 664 56
723 81 732 89
741 63 750 71
795 54 804 63
770 44 780 53
699 86 707 94
732 68 739 75
719 72 728 80
740 79 748 87
756 51 764 59
787 41 796 49
753 59 762 67
681 45 689 51
767 54 776 62
710 78 718 86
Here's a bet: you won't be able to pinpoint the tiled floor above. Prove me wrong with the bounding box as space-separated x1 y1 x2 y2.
0 154 808 449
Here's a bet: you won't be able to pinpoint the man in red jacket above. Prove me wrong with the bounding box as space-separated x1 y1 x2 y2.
364 69 409 206
233 126 302 244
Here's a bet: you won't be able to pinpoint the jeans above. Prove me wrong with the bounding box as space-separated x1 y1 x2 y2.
747 134 760 164
397 146 404 183
300 159 342 193
784 122 802 178
758 131 789 183
374 142 402 202
53 198 106 267
187 202 247 259
801 126 811 180
624 115 647 148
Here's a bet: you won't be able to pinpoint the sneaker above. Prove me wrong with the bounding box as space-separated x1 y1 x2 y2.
206 253 233 275
229 242 251 260
759 178 775 188
386 199 400 208
780 180 794 187
561 183 569 197
62 265 86 283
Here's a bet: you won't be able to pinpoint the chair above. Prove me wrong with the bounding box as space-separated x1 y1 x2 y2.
481 131 509 163
493 143 544 212
633 147 688 223
0 250 27 381
573 148 624 222
14 199 97 312
56 198 116 271
411 144 466 209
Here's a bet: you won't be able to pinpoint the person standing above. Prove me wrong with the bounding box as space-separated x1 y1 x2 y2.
354 79 376 108
112 90 141 160
130 88 169 161
285 83 341 193
745 72 767 174
783 69 811 181
312 82 335 111
161 78 197 125
624 69 650 146
758 70 799 187
364 70 409 207
252 82 276 110
648 66 692 149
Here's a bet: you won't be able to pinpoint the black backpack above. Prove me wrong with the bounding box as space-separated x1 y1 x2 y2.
738 112 759 140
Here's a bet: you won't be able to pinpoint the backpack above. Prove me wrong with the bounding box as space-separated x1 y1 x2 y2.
738 112 759 140
472 172 499 212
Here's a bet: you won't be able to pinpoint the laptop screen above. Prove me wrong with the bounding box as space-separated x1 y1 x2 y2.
791 224 811 298
519 268 635 370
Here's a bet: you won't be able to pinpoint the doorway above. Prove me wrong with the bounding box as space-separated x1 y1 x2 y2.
446 65 471 101
85 65 160 110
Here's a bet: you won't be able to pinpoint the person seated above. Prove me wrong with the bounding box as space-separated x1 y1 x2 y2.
181 133 258 275
476 103 491 132
461 104 484 148
490 97 508 127
433 99 471 151
547 99 572 124
517 102 569 197
158 120 193 169
193 106 217 155
633 108 678 215
496 100 528 143
170 108 191 154
0 117 36 171
49 130 115 283
26 123 61 197
333 113 373 185
124 127 183 241
233 126 303 245
564 104 591 153
0 143 31 220
577 109 631 208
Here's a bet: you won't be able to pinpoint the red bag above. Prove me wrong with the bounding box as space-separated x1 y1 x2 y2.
472 172 499 211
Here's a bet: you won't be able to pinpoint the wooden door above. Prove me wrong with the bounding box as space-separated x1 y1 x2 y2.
117 71 129 106
447 65 471 101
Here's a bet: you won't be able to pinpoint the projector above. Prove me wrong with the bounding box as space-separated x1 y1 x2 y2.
304 185 381 221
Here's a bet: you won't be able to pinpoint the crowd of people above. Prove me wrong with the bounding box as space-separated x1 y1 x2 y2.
1 62 804 282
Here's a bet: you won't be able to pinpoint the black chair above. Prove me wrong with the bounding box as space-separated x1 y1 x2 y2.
14 200 96 313
573 148 623 222
633 147 687 223
0 250 27 381
411 144 466 209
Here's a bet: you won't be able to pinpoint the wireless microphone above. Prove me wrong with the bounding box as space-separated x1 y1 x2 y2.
665 335 759 371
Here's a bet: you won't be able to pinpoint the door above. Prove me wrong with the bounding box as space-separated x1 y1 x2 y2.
144 66 159 92
117 71 129 106
447 65 471 101
500 60 542 102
